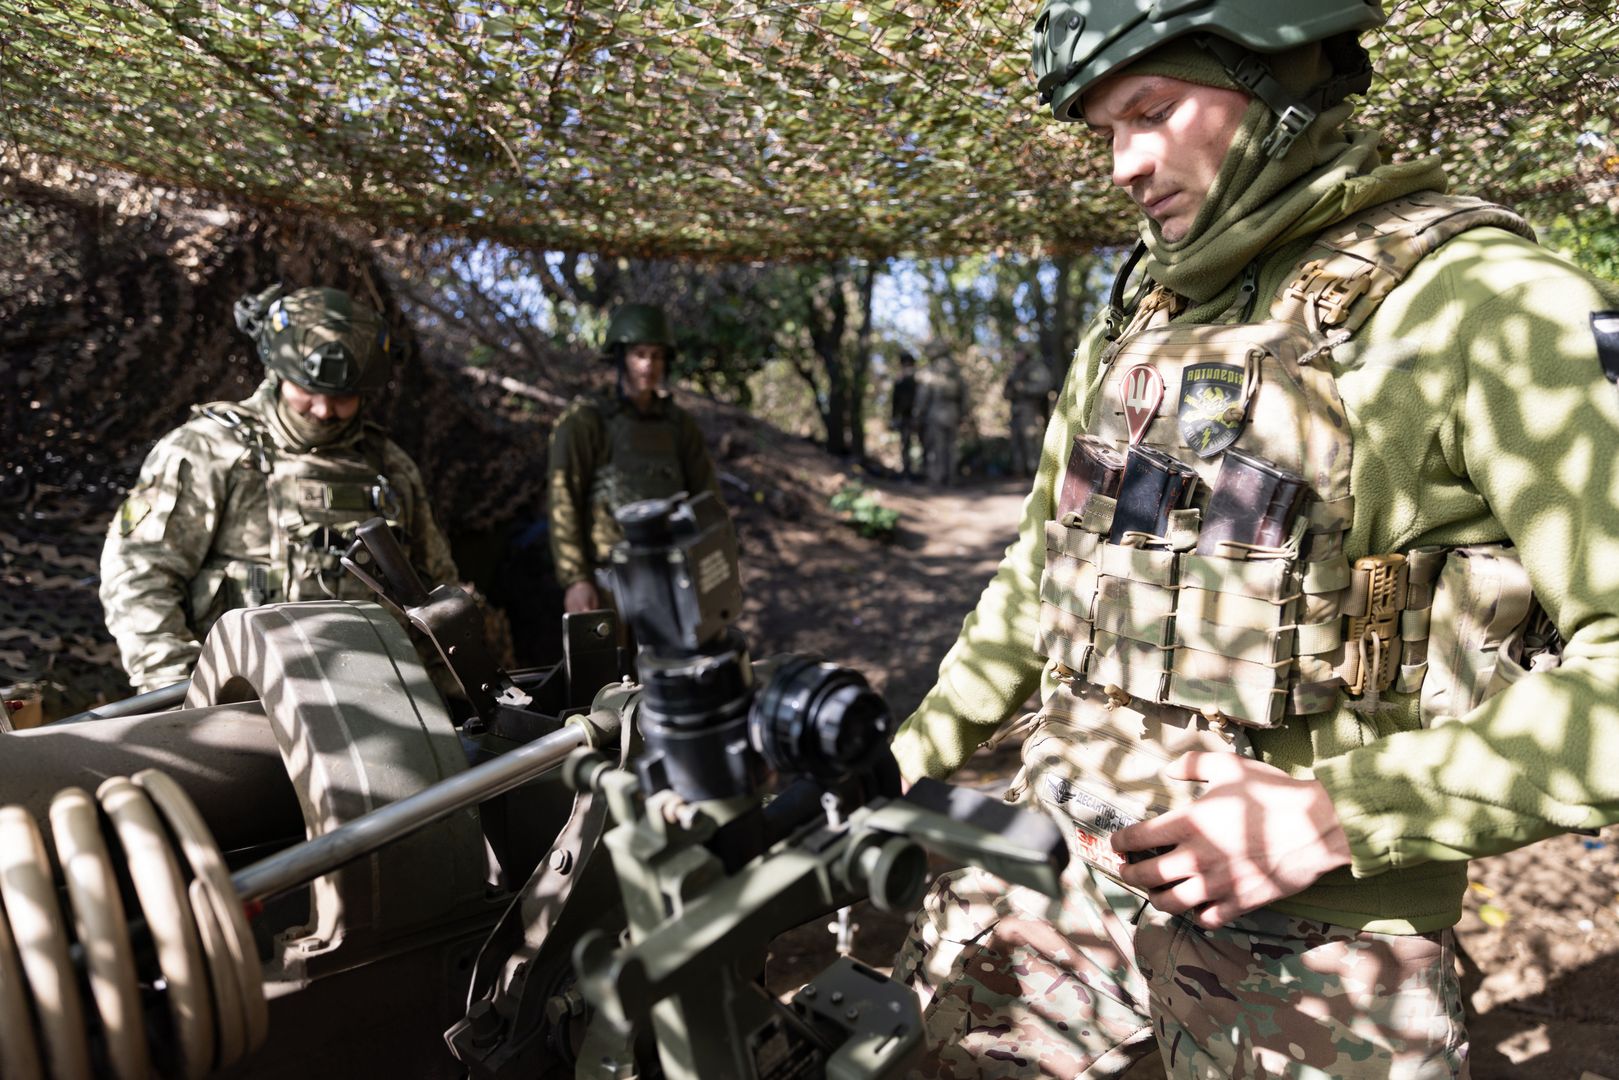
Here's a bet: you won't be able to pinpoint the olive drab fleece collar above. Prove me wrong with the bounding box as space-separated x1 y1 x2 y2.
601 384 674 420
1143 106 1450 311
252 378 365 454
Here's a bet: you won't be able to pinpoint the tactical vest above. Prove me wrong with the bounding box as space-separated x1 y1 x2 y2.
1018 194 1551 885
188 403 405 631
584 399 691 564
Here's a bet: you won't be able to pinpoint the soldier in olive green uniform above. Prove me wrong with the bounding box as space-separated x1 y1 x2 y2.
100 285 458 694
547 303 725 614
891 1 1619 1076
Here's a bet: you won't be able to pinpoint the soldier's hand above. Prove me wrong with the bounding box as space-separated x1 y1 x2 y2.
563 581 601 613
1110 752 1352 930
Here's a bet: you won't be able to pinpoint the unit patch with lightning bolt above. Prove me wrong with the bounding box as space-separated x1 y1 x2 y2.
1177 362 1249 458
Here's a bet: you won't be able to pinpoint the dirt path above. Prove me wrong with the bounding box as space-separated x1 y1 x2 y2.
747 472 1619 1079
855 476 1028 715
739 475 1029 721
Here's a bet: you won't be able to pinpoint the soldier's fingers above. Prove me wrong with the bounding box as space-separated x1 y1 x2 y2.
1146 876 1213 917
1191 870 1275 930
1116 847 1196 891
1112 809 1186 852
1194 890 1263 930
1165 750 1249 784
1192 902 1237 930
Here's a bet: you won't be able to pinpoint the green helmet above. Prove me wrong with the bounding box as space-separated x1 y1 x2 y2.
601 303 676 360
1032 0 1383 155
233 285 392 395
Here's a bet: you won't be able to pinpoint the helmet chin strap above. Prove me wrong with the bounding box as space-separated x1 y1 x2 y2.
1196 35 1373 159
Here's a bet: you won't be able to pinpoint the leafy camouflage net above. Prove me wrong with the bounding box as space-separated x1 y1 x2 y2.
2 1 1615 261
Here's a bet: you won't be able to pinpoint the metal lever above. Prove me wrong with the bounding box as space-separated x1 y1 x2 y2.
343 517 430 612
343 517 517 719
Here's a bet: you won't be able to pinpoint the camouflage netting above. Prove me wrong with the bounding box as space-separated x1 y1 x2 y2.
1 1 1616 261
0 168 557 710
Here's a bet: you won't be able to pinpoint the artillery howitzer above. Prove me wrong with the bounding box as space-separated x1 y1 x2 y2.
0 494 1065 1078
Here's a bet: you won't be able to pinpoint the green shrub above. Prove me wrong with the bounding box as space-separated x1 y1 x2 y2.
830 483 900 542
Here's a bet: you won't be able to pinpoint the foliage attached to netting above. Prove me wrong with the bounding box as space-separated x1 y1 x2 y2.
2 0 1616 260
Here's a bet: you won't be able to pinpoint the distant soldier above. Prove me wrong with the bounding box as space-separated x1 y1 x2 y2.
913 345 968 487
101 285 458 694
547 303 726 614
1004 349 1055 477
890 350 920 479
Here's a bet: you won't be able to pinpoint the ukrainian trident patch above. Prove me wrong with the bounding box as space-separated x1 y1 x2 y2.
1178 362 1249 458
1119 364 1164 445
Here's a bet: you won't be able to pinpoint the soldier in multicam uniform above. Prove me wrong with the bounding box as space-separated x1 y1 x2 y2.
890 0 1619 1076
546 303 726 614
100 285 459 695
913 346 968 488
1004 349 1054 478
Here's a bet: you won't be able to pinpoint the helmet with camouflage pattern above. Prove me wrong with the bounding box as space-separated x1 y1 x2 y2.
1031 0 1383 156
233 285 393 395
601 303 676 361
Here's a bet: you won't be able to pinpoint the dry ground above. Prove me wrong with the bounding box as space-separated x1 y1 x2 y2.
744 472 1619 1080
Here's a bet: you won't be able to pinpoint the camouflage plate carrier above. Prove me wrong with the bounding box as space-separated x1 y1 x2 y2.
1021 194 1545 884
546 391 714 592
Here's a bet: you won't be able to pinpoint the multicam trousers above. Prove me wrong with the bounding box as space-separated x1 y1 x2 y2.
894 865 1469 1079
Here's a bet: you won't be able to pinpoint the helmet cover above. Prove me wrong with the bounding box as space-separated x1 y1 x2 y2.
235 285 392 394
1032 0 1384 122
601 303 676 361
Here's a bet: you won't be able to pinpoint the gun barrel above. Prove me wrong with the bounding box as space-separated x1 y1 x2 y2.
48 679 191 724
231 721 591 903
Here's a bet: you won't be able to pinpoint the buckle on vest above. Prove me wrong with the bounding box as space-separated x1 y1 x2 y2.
1345 553 1409 696
370 475 403 520
1261 103 1315 158
246 563 271 607
1286 260 1376 328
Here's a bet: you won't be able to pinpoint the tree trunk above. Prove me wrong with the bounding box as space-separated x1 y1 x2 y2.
849 259 877 461
806 263 851 456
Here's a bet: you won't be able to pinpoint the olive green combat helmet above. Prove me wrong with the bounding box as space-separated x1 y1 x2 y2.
1032 0 1383 157
233 285 393 395
601 303 676 360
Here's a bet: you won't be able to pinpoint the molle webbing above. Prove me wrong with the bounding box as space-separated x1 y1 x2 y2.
1274 193 1534 707
1271 192 1537 334
1290 546 1447 715
199 401 402 604
1040 193 1536 728
590 407 685 514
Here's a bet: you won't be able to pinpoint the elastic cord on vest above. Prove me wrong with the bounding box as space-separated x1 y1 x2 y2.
1104 241 1150 341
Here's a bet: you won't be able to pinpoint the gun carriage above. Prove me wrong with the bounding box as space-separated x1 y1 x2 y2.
0 494 1065 1079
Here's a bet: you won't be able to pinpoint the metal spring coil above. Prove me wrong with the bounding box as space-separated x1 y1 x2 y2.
0 770 267 1079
